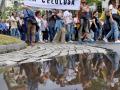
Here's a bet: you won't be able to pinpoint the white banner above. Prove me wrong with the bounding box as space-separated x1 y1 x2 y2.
24 0 81 10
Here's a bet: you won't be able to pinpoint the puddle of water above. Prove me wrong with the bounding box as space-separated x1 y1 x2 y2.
1 53 120 90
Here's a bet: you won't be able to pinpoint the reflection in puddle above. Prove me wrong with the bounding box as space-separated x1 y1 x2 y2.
1 53 120 90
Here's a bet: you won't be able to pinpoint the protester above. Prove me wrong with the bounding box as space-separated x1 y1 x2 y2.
35 10 44 43
0 2 120 44
53 10 66 43
9 12 20 38
48 11 56 42
109 2 120 27
23 6 38 46
79 0 90 42
63 10 74 42
73 14 80 41
42 15 48 42
103 9 120 43
91 11 101 41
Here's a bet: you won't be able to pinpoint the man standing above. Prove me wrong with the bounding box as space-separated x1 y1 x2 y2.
23 6 37 46
79 0 90 43
63 10 74 42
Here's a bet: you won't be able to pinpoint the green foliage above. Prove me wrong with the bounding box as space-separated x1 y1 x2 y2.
87 0 101 4
0 3 23 19
0 34 22 45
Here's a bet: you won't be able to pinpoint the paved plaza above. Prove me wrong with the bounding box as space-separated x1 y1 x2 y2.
0 43 108 66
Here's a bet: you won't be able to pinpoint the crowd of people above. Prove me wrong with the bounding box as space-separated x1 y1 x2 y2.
0 0 120 45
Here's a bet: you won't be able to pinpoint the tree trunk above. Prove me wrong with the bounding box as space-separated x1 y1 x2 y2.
0 0 6 12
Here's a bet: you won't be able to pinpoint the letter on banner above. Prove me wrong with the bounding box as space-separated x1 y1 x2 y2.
24 0 81 10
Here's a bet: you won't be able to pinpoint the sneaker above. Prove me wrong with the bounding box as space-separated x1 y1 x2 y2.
115 40 120 43
78 40 83 44
68 40 73 43
111 82 115 87
103 37 108 43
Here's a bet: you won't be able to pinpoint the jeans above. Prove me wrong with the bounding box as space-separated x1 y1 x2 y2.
38 30 43 42
21 32 26 41
56 63 64 75
10 28 20 38
68 55 75 69
106 52 120 71
35 32 39 42
79 18 89 41
94 28 100 41
48 27 56 42
106 21 119 40
66 23 74 41
27 80 38 90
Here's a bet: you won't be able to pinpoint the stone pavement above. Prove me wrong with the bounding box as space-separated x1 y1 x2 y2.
89 43 120 56
0 43 107 66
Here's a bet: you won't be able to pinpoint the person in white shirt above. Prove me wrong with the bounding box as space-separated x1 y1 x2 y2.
9 12 20 38
35 10 45 43
63 10 74 42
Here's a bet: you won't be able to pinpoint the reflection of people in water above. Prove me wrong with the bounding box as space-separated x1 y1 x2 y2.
20 62 41 90
106 52 120 81
17 53 120 90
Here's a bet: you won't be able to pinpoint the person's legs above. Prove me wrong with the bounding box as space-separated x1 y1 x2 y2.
49 27 55 42
10 28 16 37
61 27 66 43
27 80 38 90
66 24 72 41
84 19 90 39
74 27 78 41
53 30 61 43
113 21 119 41
78 19 84 41
38 30 43 42
70 23 74 41
94 28 99 41
44 29 49 41
27 22 31 44
31 25 36 45
15 28 21 39
105 21 119 41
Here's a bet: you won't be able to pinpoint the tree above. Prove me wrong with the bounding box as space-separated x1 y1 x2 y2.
87 0 101 4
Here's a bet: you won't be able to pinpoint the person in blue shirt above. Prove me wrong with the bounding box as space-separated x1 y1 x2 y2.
23 6 37 46
0 19 3 34
0 19 7 34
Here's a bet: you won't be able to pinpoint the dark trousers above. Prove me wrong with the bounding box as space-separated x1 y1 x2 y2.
42 29 48 40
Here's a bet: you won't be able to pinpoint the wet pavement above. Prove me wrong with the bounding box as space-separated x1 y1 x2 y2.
0 53 120 90
0 74 8 90
0 43 120 90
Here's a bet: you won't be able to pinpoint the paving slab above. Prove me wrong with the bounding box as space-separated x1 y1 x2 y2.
0 43 109 66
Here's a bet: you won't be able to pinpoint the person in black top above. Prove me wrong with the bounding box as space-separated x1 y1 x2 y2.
91 11 101 41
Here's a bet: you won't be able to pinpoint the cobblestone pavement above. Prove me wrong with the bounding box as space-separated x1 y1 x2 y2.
0 43 107 66
89 43 120 56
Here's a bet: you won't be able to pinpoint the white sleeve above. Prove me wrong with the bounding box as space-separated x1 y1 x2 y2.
10 16 16 21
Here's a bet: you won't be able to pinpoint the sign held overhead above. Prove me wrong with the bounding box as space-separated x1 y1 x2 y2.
24 0 81 10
